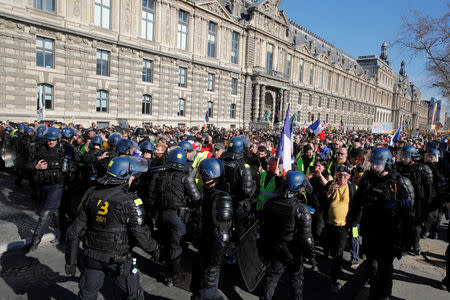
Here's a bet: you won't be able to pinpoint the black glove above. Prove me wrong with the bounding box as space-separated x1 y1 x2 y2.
65 264 76 276
149 244 160 262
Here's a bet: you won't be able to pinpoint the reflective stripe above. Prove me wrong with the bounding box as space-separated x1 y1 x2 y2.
192 152 204 168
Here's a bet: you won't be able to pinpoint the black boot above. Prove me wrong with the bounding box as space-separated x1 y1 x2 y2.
24 210 52 253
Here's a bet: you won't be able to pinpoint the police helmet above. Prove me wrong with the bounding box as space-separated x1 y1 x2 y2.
18 123 25 131
5 126 12 132
106 157 148 180
36 125 46 137
179 140 194 152
168 148 187 165
91 135 103 145
62 127 75 139
108 134 121 146
284 171 306 192
368 147 393 173
45 127 60 140
439 140 448 154
425 148 440 163
139 141 155 153
25 127 34 134
116 139 133 154
399 145 419 163
199 158 225 179
228 137 245 154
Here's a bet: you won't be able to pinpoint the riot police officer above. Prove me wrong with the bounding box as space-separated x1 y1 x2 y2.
192 158 233 300
423 148 448 239
147 148 201 286
260 171 315 300
25 127 67 252
220 136 255 236
395 145 433 255
65 156 159 300
349 147 415 299
106 133 121 160
83 135 109 185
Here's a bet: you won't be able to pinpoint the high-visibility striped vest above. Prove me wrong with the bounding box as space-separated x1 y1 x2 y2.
256 171 278 211
297 156 315 175
192 152 204 169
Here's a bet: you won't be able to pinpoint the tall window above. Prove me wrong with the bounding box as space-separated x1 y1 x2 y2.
299 58 304 82
286 53 292 77
142 59 153 82
37 83 53 109
342 101 344 110
335 74 339 92
34 0 55 13
308 94 312 106
177 98 185 116
266 43 273 71
230 104 236 119
94 0 111 29
142 94 152 115
96 49 110 76
327 70 332 90
319 67 323 88
142 0 154 40
36 36 54 68
207 22 216 57
335 99 338 109
178 67 187 87
231 78 238 95
349 79 352 96
231 31 239 64
327 98 330 108
298 92 302 105
207 73 215 91
207 101 213 118
96 90 108 112
309 63 314 85
178 10 188 50
318 97 322 107
326 113 329 122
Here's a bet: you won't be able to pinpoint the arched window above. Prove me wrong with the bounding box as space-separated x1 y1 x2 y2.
37 83 54 110
142 94 152 115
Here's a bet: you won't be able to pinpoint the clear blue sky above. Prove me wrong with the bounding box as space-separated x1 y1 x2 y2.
279 0 448 103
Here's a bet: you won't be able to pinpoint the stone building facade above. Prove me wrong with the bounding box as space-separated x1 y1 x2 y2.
0 0 429 129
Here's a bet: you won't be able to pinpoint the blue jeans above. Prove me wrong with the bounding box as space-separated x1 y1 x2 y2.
350 224 360 262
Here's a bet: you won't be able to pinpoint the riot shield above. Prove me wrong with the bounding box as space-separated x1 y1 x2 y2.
1 146 16 168
237 220 268 292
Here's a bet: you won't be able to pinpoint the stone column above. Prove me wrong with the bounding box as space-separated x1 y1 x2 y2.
260 85 266 122
258 84 265 121
252 84 260 123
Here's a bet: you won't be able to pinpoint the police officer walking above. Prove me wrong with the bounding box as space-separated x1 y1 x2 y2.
395 145 433 255
148 148 201 286
192 158 233 300
260 171 315 300
349 147 415 299
25 127 67 252
65 156 159 300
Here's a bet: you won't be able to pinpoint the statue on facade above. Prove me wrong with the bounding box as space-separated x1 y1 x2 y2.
261 110 272 124
400 60 406 76
291 112 298 126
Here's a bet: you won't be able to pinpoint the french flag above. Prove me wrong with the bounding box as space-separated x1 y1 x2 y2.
390 125 401 146
276 104 292 176
310 119 326 140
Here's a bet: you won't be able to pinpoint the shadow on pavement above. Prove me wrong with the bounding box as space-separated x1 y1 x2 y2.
0 250 77 299
393 268 443 289
0 170 41 240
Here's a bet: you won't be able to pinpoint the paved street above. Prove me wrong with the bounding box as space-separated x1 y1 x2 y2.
0 170 448 299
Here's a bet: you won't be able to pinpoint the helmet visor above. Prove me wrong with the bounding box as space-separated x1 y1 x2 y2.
129 157 149 175
424 153 438 163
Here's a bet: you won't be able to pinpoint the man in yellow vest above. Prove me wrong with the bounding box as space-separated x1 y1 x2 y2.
296 144 316 176
256 157 282 211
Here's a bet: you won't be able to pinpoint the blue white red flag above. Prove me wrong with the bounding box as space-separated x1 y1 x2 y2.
276 104 292 175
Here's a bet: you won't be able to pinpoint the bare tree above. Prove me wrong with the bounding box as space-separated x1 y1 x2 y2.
397 6 450 98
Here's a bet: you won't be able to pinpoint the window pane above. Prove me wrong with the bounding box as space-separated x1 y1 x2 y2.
36 52 44 67
44 40 53 50
36 38 43 48
44 52 53 67
94 5 101 26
